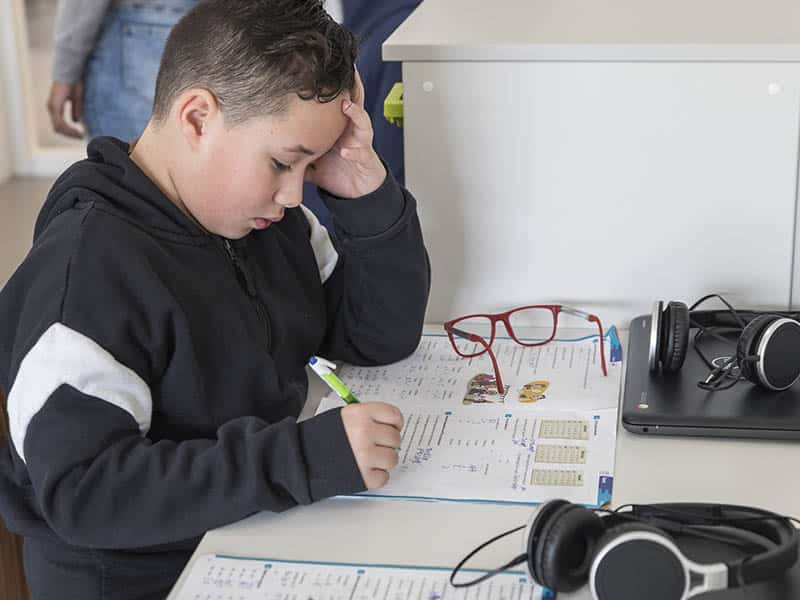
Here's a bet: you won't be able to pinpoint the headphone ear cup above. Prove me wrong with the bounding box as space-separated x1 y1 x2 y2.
531 503 605 592
526 499 571 584
593 521 668 554
737 315 779 384
590 523 685 600
661 302 690 373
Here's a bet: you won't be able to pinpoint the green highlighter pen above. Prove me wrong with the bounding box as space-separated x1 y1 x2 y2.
308 355 360 404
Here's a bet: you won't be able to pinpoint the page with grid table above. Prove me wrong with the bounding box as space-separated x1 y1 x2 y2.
314 330 623 507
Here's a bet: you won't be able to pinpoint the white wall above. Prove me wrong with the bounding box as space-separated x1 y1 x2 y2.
1 0 83 179
0 86 12 184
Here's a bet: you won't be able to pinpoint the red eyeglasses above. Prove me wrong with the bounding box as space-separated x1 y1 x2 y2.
443 305 607 394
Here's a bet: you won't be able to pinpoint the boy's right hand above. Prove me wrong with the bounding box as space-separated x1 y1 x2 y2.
340 402 403 490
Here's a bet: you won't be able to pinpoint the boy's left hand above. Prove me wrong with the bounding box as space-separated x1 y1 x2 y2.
306 69 387 199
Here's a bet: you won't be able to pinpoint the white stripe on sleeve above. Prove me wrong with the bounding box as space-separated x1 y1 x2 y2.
8 322 152 464
301 205 339 284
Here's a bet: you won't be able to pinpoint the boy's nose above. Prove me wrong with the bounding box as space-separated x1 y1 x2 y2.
274 184 302 209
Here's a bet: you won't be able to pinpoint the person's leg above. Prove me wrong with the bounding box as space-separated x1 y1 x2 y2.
82 1 199 141
100 546 193 600
23 535 192 600
23 536 102 600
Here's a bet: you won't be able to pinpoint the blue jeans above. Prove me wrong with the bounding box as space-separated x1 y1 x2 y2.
83 1 198 141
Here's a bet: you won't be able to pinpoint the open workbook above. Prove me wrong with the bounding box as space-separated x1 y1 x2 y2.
315 331 624 507
175 554 555 600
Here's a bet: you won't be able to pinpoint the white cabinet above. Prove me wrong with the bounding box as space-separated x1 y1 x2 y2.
385 0 800 325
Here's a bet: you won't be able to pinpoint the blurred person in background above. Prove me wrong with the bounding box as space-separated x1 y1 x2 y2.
47 0 200 141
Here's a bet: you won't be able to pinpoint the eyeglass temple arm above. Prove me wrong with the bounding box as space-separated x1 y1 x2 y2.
448 325 480 341
590 315 608 376
561 306 592 320
561 307 608 377
484 345 505 394
447 326 505 394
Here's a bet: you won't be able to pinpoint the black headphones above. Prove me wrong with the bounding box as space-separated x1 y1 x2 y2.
450 499 799 600
649 295 800 391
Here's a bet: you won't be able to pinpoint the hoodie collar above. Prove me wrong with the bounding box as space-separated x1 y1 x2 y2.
37 137 210 243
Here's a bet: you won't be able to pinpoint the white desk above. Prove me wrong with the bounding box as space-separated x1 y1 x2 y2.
167 325 800 599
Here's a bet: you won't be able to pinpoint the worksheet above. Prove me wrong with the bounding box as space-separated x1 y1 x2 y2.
175 554 554 600
314 331 622 507
317 398 616 507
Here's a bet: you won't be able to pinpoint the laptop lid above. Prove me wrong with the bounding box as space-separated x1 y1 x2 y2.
622 314 800 439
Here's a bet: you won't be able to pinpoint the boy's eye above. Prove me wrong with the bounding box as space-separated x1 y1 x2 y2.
272 159 291 172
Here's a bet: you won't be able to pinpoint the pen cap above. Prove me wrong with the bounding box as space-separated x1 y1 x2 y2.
309 356 337 371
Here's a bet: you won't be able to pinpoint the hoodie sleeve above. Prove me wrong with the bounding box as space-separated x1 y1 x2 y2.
315 168 431 365
5 206 364 549
52 0 113 83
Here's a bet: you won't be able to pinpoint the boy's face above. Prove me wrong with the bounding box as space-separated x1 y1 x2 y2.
179 94 349 239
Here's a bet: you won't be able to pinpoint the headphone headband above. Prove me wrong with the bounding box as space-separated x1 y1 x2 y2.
624 503 799 587
689 309 800 330
452 499 799 596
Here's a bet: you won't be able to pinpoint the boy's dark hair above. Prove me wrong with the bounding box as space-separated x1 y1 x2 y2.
152 0 357 125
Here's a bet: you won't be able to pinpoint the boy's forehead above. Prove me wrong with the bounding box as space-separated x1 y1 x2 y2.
263 95 348 155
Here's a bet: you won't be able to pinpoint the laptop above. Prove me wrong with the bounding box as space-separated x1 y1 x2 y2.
622 313 800 439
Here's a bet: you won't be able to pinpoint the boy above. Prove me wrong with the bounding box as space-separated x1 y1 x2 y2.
0 1 430 598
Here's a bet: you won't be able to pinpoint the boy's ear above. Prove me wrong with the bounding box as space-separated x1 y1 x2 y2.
175 88 220 149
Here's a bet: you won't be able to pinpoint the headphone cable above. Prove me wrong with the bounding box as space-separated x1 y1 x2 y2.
449 524 527 588
688 294 749 392
689 294 747 327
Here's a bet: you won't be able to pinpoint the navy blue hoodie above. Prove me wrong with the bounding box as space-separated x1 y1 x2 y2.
0 137 429 551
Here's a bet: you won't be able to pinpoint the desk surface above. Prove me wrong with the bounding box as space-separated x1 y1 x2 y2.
383 0 800 62
167 326 800 599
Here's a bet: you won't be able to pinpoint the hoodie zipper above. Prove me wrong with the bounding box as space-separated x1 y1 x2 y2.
222 238 272 350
